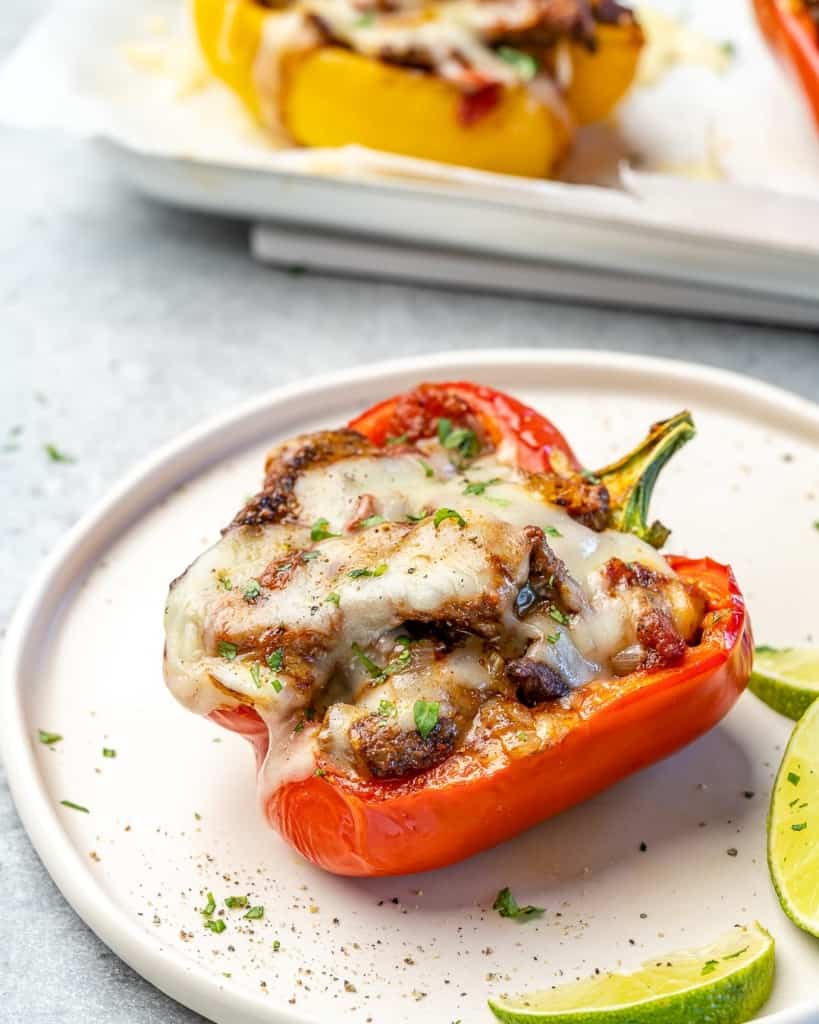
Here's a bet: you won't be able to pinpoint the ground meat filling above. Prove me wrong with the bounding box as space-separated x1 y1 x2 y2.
350 713 460 779
506 658 571 706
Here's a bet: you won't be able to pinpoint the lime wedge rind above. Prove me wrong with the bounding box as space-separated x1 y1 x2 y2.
768 697 819 938
749 646 819 721
488 923 774 1024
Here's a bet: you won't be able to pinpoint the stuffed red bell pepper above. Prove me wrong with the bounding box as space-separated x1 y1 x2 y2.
164 382 752 877
753 0 819 128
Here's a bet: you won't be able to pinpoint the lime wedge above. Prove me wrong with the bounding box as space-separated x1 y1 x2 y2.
768 696 819 937
749 645 819 720
488 923 774 1024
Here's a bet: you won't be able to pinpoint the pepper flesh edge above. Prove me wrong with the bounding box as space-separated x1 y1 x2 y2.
210 556 752 877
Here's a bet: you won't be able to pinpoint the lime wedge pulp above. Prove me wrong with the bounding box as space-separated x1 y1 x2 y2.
488 922 774 1024
750 645 819 720
768 696 819 937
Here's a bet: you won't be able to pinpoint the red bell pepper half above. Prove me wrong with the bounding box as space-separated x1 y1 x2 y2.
753 0 819 128
211 382 753 877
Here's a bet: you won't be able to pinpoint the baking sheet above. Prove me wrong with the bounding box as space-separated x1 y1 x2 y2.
4 0 819 253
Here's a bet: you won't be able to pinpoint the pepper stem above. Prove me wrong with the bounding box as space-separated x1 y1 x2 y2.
592 411 695 549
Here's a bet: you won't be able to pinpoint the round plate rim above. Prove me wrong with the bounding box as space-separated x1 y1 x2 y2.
2 348 819 1024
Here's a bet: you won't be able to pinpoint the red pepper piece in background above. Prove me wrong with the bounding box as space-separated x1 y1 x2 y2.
753 0 819 129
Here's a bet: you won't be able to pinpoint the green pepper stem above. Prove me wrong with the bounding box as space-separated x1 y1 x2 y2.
593 411 695 548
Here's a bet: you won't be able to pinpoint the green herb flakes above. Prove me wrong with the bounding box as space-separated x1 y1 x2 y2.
352 642 384 679
267 649 283 671
60 800 89 813
38 729 63 746
792 822 808 832
463 478 502 496
225 896 248 909
378 699 397 718
414 699 439 739
358 514 386 529
44 443 74 463
492 886 544 921
301 550 320 562
202 892 216 917
250 663 263 688
496 45 538 81
442 427 479 461
271 677 283 694
244 905 265 920
546 632 560 645
549 606 569 625
354 11 375 27
311 518 338 542
217 574 232 591
788 772 801 786
272 939 281 951
544 526 563 538
418 460 435 479
434 507 466 529
205 919 226 934
243 578 262 602
218 640 238 661
326 592 341 606
102 748 116 759
385 432 408 446
437 418 453 443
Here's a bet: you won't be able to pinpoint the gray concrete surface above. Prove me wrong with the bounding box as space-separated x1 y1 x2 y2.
2 2 819 1021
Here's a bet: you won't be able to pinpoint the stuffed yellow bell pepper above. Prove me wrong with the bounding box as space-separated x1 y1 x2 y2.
193 0 644 177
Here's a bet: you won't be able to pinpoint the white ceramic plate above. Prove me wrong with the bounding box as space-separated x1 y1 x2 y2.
3 350 819 1024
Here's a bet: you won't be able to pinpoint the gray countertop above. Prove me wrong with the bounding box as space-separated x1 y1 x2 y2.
2 2 819 1021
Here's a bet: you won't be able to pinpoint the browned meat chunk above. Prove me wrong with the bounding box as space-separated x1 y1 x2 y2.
636 607 687 669
529 475 611 532
232 429 372 527
350 713 458 779
506 658 571 706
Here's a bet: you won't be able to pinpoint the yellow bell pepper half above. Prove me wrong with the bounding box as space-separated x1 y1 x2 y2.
193 0 643 177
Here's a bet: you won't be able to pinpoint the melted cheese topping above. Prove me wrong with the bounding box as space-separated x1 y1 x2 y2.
165 440 692 800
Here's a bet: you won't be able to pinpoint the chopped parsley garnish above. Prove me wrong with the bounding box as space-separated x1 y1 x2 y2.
271 677 283 693
383 638 412 677
463 478 502 496
358 514 386 529
413 699 439 739
792 822 808 831
348 564 387 578
44 443 74 463
250 664 262 688
202 892 216 917
546 632 560 645
433 507 466 529
267 649 283 671
310 518 338 542
549 606 569 625
225 896 248 909
218 640 238 661
544 526 563 538
244 905 265 920
326 592 341 606
217 574 232 591
385 432 408 446
38 729 63 745
406 511 429 522
315 768 326 777
354 11 375 27
205 919 226 934
60 800 89 813
293 721 305 733
378 699 397 718
352 642 384 679
301 550 320 562
496 45 538 81
243 578 262 602
437 418 453 443
788 772 801 786
492 886 544 921
418 460 435 479
701 959 719 976
102 748 116 759
272 939 281 952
